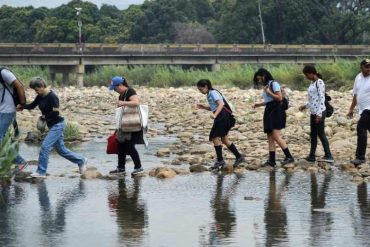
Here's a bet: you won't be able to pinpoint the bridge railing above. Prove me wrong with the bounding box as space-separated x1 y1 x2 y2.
0 43 370 55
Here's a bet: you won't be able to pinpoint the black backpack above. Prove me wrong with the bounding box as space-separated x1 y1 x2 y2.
315 81 334 118
269 81 289 110
0 67 23 106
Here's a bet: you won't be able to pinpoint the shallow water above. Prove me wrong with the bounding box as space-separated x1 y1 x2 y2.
1 138 370 247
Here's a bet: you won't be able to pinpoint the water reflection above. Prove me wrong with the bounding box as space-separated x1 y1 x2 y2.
265 171 291 247
309 172 333 245
108 178 148 246
207 174 242 245
0 183 26 246
355 182 370 245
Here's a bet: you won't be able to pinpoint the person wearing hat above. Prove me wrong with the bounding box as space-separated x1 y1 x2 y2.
109 76 144 176
347 59 370 166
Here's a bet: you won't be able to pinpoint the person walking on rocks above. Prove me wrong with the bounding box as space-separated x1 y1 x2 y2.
196 79 244 170
252 68 294 167
109 76 144 176
0 67 27 167
347 59 370 166
17 77 87 178
299 65 334 163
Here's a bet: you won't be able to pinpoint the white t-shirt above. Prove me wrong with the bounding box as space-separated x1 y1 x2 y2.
0 69 17 113
353 72 370 114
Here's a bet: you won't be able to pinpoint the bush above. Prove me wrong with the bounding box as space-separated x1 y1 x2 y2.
0 130 18 179
64 122 81 142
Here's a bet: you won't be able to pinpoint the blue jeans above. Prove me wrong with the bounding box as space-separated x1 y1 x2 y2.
0 112 26 164
37 120 84 175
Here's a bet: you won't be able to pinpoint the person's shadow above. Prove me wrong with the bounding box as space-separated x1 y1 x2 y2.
0 183 26 246
309 172 333 245
37 180 85 246
207 174 242 245
264 171 291 247
108 178 148 246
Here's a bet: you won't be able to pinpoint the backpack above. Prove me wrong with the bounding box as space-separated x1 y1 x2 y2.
269 81 289 110
315 81 334 118
0 67 23 106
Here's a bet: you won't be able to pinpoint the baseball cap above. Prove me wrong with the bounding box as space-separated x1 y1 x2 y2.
108 76 125 90
360 59 370 66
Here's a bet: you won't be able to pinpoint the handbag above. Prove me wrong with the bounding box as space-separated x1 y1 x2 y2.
119 106 143 132
106 132 118 154
36 116 47 132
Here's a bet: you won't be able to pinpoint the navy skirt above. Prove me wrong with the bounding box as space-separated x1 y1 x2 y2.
263 101 286 133
209 108 234 141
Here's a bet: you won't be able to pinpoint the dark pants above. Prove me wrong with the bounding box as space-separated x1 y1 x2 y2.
310 113 332 157
118 141 141 170
356 110 370 160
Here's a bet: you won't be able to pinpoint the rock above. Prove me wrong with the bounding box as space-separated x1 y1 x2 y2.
156 148 171 157
283 163 295 169
307 167 318 173
340 163 354 171
189 164 208 173
149 167 176 178
190 144 213 154
221 165 234 174
331 139 354 150
81 167 103 179
351 176 364 183
178 132 193 138
24 131 39 143
172 168 190 175
336 116 349 126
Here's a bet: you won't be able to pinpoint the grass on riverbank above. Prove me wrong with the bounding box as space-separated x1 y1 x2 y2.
6 59 361 91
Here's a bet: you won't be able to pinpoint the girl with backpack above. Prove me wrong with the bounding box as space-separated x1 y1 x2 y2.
299 65 334 163
252 68 294 167
195 79 244 170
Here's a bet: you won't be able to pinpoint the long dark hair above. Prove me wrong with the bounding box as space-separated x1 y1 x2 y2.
302 65 322 79
254 68 274 86
197 79 214 90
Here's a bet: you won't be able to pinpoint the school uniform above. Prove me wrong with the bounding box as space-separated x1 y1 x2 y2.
207 90 233 141
263 81 286 133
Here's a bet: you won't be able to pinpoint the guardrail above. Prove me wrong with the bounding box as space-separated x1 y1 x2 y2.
0 43 370 55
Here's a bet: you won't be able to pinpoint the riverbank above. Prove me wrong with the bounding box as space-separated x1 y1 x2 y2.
14 85 370 183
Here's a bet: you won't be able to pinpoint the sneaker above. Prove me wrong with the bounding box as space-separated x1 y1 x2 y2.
30 172 46 178
319 156 334 163
281 157 295 165
131 167 144 176
351 158 366 166
109 168 126 175
79 158 88 174
210 160 226 170
262 160 276 167
233 155 245 167
305 155 316 162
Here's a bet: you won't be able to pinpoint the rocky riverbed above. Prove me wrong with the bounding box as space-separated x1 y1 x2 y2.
15 86 370 182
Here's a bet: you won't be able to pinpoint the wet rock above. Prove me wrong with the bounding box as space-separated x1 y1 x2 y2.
340 163 354 171
189 164 208 173
351 175 364 183
307 167 318 173
190 144 213 154
81 167 103 179
221 164 234 174
24 131 39 143
172 168 190 175
283 163 295 169
149 167 176 178
156 148 171 157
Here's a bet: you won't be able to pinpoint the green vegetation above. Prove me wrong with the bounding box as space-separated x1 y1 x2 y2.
0 130 18 180
1 0 370 44
63 122 81 142
83 60 360 91
9 59 361 90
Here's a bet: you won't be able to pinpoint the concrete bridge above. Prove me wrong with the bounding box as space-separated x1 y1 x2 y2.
0 43 369 86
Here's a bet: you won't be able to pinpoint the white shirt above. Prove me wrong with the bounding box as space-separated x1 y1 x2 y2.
353 73 370 114
0 69 17 113
305 79 326 117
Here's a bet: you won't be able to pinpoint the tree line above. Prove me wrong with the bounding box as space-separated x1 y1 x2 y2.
0 0 369 44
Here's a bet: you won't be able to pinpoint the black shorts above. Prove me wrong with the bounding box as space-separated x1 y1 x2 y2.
209 109 234 141
263 101 286 134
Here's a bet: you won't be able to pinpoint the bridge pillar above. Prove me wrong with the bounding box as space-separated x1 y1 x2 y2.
212 63 221 72
76 63 84 87
62 72 69 85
